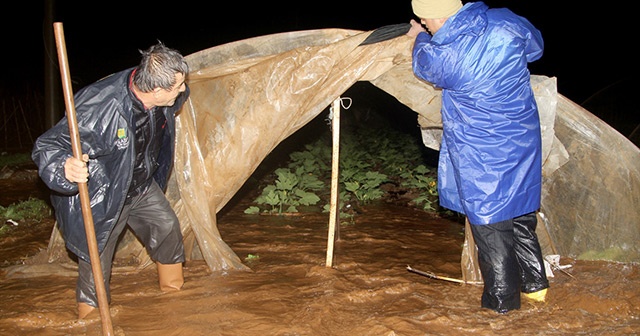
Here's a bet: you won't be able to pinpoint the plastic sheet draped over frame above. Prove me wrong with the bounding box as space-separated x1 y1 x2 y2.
172 28 640 268
35 28 640 277
167 29 419 272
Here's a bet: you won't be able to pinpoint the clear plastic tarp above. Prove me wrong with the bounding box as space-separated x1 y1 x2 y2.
39 28 639 274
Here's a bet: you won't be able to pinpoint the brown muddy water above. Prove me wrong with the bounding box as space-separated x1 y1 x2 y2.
0 167 639 336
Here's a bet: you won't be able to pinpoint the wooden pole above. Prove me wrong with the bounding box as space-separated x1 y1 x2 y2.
325 98 341 267
53 22 114 335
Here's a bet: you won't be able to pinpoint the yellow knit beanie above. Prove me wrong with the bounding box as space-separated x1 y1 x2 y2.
411 0 463 19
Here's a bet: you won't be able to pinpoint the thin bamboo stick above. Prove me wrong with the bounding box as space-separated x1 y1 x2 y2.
407 265 483 285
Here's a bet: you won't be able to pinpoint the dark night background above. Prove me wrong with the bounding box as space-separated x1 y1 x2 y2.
1 0 636 149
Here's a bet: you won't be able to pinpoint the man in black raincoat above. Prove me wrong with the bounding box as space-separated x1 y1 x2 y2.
32 42 190 319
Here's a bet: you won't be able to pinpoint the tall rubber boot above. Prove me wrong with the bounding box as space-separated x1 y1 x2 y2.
524 288 548 302
77 302 97 319
157 262 184 292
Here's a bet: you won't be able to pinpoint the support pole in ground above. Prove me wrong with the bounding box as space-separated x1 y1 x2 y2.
53 22 114 336
325 98 341 267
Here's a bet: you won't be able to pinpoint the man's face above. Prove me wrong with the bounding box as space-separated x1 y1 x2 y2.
154 73 186 107
422 17 447 35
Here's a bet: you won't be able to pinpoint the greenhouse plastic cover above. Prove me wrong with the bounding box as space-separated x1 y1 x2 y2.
37 27 640 275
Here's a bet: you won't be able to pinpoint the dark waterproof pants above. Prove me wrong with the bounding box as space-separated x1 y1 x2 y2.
470 212 549 313
76 180 185 307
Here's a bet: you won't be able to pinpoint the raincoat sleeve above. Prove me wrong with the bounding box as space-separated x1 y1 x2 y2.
411 32 452 88
32 119 82 195
411 32 434 83
32 91 116 195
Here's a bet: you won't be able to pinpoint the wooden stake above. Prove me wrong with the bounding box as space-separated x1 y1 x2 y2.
325 98 341 267
53 22 114 335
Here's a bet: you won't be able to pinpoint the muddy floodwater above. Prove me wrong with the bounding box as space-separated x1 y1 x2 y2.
0 167 639 336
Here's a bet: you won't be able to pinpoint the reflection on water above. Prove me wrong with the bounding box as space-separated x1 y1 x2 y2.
1 199 639 335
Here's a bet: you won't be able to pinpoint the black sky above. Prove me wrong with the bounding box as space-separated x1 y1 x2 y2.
5 0 633 105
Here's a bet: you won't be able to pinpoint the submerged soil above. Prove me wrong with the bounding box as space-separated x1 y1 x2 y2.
0 166 639 336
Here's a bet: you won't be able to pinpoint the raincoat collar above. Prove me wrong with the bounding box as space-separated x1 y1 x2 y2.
432 1 488 45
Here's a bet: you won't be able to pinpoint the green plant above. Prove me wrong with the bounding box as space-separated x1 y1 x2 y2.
341 169 388 204
0 198 52 237
322 191 356 224
244 253 260 262
245 114 442 218
287 142 332 178
400 164 438 211
249 167 324 214
0 152 32 168
0 225 11 236
0 197 50 222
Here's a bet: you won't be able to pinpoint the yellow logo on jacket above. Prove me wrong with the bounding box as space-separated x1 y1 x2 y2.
115 128 129 150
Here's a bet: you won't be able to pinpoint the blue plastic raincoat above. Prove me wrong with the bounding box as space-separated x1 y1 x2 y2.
412 2 544 225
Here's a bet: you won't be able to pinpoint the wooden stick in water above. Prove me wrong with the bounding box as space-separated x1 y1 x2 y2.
406 265 483 285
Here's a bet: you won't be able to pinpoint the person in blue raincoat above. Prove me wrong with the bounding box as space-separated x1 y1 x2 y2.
407 0 549 313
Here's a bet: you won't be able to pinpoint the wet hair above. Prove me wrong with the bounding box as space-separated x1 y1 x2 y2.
133 41 189 92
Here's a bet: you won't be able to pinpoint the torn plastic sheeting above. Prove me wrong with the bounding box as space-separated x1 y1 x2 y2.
36 28 640 274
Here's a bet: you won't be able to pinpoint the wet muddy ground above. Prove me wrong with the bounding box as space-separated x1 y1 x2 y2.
0 166 639 335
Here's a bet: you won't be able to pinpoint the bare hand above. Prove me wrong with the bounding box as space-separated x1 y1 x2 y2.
407 19 427 37
64 154 89 183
